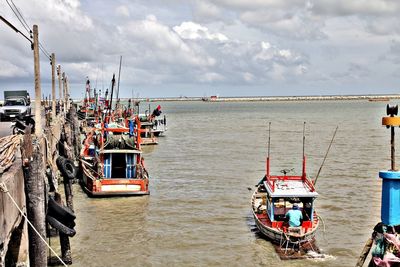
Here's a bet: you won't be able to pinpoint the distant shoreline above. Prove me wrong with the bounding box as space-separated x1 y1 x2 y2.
5 94 397 103
139 94 400 102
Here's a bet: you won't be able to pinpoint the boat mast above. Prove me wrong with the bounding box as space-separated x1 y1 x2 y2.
302 122 306 179
116 55 122 109
108 74 116 121
266 122 271 177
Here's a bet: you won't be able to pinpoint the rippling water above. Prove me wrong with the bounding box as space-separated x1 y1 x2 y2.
66 100 392 266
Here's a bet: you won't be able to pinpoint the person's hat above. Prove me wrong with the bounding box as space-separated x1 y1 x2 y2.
292 203 299 209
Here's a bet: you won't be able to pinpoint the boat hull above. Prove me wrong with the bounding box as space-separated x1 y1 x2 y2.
252 212 317 244
81 165 149 197
251 190 319 245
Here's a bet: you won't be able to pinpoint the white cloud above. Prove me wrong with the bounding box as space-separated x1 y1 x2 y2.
193 1 221 21
243 72 254 82
115 5 130 17
197 72 225 82
117 16 216 69
173 22 228 42
1 0 399 97
0 59 29 78
311 0 400 16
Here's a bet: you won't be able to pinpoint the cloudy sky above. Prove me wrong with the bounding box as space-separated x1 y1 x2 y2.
1 0 400 98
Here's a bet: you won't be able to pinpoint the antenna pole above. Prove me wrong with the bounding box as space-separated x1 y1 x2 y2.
302 122 306 178
108 74 116 121
314 126 339 186
116 56 122 105
266 122 271 177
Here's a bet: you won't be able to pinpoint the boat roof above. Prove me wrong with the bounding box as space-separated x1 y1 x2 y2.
264 180 318 198
100 149 141 154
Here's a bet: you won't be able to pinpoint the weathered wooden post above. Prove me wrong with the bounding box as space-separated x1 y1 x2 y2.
23 135 47 267
33 25 42 136
51 53 56 122
54 193 72 264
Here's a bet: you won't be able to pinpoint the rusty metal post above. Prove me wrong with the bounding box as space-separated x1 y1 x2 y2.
391 126 395 171
51 53 56 122
385 104 399 171
33 25 42 136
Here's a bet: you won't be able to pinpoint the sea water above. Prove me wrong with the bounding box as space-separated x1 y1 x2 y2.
69 100 389 266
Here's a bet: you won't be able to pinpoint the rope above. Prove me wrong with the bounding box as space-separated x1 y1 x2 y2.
317 214 327 242
0 182 68 267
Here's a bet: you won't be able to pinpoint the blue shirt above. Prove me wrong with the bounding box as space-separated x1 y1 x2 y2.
285 209 303 227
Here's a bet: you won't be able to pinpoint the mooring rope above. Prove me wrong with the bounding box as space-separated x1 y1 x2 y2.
0 182 68 267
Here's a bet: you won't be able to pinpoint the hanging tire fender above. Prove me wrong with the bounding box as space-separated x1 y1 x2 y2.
47 197 76 223
56 156 77 180
46 215 76 237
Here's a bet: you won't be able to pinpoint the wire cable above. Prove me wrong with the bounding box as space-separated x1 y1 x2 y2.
0 15 32 44
9 0 31 31
5 0 30 34
4 0 51 60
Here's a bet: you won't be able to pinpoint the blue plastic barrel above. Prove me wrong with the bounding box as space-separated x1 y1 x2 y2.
379 170 400 226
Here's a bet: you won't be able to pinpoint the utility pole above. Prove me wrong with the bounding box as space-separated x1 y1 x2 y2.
62 72 67 114
57 65 62 114
66 79 70 111
51 53 56 122
33 25 42 135
27 24 46 267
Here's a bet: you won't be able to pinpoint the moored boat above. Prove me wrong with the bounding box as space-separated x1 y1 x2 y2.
80 117 149 197
136 105 167 145
79 75 150 197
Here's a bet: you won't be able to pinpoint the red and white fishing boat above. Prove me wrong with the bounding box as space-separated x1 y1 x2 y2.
80 117 149 197
251 123 321 257
79 75 149 197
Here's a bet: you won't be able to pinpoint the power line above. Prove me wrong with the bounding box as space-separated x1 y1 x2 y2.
10 0 31 31
5 0 30 34
3 0 52 61
0 15 32 44
39 42 51 60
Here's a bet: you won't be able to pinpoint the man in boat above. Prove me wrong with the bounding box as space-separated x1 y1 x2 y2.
285 203 303 227
150 105 162 120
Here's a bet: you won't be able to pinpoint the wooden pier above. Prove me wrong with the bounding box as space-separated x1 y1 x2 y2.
0 105 80 266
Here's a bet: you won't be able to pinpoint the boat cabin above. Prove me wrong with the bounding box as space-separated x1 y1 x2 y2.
101 149 143 179
260 175 318 231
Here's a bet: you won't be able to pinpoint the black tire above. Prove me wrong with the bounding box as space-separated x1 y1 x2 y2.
12 127 21 135
47 197 76 223
60 131 66 142
46 215 76 237
56 156 77 180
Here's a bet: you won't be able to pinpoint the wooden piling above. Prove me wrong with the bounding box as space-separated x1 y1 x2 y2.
21 128 47 267
54 193 72 265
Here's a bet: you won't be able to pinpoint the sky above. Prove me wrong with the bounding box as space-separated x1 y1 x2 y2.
0 0 400 99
